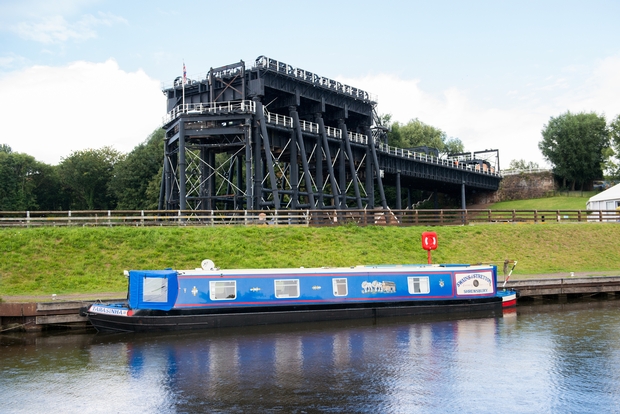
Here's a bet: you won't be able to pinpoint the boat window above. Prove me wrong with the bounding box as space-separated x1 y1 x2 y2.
210 281 237 300
332 278 348 296
407 277 430 294
143 277 168 302
275 279 300 298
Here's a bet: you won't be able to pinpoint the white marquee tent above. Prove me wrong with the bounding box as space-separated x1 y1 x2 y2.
586 184 620 210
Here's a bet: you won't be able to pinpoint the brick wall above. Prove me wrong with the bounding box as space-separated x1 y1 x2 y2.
472 171 556 205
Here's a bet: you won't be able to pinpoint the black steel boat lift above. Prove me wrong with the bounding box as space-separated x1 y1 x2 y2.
160 56 501 212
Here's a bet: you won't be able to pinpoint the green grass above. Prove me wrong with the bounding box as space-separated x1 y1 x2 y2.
490 194 594 210
1 223 620 296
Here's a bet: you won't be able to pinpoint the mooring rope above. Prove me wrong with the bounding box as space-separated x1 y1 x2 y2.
0 320 35 333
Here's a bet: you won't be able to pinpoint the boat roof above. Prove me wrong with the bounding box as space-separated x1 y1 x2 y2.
173 263 494 276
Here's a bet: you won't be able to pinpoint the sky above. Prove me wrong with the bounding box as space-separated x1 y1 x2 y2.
1 0 620 169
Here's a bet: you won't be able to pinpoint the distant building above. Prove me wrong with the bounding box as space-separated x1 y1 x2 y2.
587 184 620 210
587 184 620 222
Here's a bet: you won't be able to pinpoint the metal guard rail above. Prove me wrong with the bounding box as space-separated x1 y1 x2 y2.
164 101 500 177
0 209 618 228
162 100 256 125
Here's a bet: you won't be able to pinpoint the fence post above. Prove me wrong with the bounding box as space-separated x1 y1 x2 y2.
26 211 30 228
68 210 71 226
141 210 144 226
108 210 112 227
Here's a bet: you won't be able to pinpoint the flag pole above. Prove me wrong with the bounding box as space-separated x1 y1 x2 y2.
182 61 186 112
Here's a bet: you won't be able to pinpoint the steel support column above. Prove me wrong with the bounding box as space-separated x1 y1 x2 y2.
366 126 387 210
255 101 281 209
290 109 316 208
245 124 253 210
178 120 187 210
339 120 362 209
317 116 341 209
396 172 401 209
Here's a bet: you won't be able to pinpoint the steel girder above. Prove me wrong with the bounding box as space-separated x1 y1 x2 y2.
161 110 501 211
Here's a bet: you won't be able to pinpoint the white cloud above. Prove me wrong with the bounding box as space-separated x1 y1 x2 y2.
0 59 165 165
337 73 548 169
338 54 620 170
0 53 27 69
562 55 620 118
11 11 127 44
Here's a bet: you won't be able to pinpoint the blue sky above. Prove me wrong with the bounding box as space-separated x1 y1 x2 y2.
1 0 619 167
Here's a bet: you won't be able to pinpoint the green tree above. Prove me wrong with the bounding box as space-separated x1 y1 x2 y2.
608 114 620 179
58 147 123 209
0 148 63 210
444 137 465 156
109 128 164 209
538 111 609 190
508 159 540 170
387 118 464 156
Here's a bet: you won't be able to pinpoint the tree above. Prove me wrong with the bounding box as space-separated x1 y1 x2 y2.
0 149 63 210
443 137 465 156
389 118 445 149
538 111 609 190
508 159 540 170
608 114 620 179
58 147 123 209
387 118 464 156
109 128 164 209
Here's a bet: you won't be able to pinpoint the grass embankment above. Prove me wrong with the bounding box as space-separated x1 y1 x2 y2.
1 223 620 297
490 193 594 210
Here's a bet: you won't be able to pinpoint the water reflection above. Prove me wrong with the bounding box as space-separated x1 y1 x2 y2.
1 299 620 413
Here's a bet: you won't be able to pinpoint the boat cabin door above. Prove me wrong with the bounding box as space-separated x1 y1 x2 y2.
128 270 179 311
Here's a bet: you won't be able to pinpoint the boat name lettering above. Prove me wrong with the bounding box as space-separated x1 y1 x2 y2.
90 305 129 316
463 289 489 294
456 273 492 287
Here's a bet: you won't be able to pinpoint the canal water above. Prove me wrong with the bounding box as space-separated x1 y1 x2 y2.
1 298 620 414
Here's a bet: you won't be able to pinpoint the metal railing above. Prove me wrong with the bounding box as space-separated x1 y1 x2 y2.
265 111 293 128
162 100 256 124
163 100 501 176
0 209 618 228
502 168 551 176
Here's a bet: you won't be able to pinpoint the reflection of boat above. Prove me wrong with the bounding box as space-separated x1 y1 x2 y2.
84 260 518 333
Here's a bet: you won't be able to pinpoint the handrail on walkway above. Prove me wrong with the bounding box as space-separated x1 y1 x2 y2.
0 209 617 228
163 100 501 177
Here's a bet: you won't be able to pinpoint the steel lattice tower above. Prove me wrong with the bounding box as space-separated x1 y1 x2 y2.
159 56 501 212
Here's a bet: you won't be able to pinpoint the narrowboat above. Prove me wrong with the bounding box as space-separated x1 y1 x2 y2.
85 259 518 333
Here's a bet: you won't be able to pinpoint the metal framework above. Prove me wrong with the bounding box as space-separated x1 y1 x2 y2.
160 56 501 211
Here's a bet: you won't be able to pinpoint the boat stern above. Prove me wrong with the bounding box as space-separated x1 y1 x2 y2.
496 290 518 308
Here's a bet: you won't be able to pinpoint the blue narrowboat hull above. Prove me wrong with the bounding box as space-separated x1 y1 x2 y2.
86 262 518 333
87 296 507 333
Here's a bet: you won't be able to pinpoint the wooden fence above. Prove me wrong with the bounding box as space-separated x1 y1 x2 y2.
0 209 618 228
